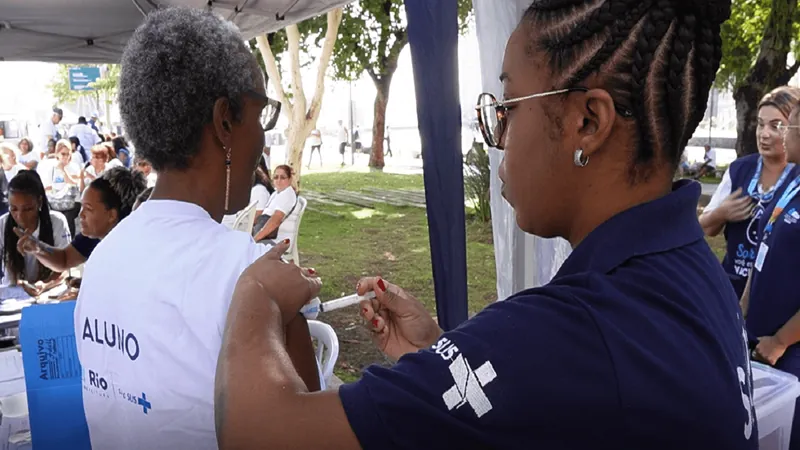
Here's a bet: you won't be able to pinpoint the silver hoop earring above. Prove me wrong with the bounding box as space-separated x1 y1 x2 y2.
574 149 589 167
224 146 232 211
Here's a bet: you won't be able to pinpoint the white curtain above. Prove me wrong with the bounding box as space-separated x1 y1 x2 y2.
474 0 573 300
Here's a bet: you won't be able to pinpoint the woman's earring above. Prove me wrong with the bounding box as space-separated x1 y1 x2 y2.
224 146 232 211
574 148 589 167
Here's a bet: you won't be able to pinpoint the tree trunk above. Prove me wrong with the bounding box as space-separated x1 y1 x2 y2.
369 81 391 170
285 120 312 191
732 0 798 157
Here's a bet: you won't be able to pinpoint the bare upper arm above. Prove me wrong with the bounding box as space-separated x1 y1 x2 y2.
217 389 361 450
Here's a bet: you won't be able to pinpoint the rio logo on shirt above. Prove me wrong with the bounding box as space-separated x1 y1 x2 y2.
82 317 140 361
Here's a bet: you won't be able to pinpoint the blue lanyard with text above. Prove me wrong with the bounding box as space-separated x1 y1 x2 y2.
763 174 800 240
747 157 795 202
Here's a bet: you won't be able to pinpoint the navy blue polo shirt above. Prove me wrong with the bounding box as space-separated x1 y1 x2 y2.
72 233 100 259
721 155 783 297
748 174 800 361
339 181 757 449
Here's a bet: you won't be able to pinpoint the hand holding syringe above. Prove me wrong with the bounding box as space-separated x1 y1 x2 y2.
301 291 376 319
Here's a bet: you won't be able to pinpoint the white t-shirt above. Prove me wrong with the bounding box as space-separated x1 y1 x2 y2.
107 158 124 169
250 184 270 211
74 200 269 450
18 151 40 168
83 165 104 191
308 130 322 147
46 164 80 194
3 164 27 183
338 126 348 143
68 123 101 153
263 188 298 243
0 211 70 284
704 148 717 168
39 120 58 153
147 173 157 188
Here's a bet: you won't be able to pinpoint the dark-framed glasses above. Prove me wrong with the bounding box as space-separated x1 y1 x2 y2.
246 89 282 132
475 87 633 150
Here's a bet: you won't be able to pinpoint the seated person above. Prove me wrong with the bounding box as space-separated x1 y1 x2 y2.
695 145 717 179
253 164 298 243
0 170 71 296
0 144 29 183
17 167 147 275
80 145 109 192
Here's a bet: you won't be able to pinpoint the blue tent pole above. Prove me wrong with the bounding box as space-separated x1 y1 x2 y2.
403 0 468 331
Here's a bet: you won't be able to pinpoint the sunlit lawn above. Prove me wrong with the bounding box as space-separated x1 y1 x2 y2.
297 172 727 382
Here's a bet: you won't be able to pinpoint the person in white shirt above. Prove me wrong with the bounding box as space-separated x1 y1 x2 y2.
68 117 101 155
38 107 63 156
695 144 717 179
0 170 71 296
250 156 273 219
308 129 322 168
45 140 82 236
338 120 348 166
17 138 40 170
134 158 158 188
0 144 29 184
80 145 109 192
252 164 298 244
74 8 319 450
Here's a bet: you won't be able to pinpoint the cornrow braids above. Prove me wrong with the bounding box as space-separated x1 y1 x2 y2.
525 0 730 177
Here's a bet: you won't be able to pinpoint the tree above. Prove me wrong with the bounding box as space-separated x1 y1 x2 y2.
717 0 800 156
254 8 343 189
48 64 120 127
330 0 473 170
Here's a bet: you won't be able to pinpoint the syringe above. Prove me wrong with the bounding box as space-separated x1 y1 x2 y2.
301 291 377 319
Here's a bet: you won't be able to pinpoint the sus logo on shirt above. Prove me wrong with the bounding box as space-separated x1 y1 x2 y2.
433 337 498 418
82 317 140 361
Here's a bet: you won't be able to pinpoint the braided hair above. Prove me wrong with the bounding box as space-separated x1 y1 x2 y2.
3 171 55 284
525 0 730 178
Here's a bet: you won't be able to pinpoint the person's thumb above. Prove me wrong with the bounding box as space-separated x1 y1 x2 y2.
262 238 291 261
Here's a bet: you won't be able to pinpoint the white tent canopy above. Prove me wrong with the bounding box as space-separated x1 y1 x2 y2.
0 0 352 63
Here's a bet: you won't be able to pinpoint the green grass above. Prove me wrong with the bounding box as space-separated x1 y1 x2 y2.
297 172 497 317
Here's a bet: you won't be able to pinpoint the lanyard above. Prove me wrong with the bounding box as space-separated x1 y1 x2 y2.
747 158 795 202
763 174 800 239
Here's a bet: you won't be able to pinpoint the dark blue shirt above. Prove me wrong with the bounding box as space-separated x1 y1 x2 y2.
721 155 778 297
748 174 800 361
339 181 757 449
71 233 100 259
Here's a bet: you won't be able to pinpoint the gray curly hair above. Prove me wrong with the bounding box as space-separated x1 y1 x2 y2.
119 7 261 171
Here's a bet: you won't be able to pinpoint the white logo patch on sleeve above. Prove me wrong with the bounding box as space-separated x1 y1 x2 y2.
442 353 497 418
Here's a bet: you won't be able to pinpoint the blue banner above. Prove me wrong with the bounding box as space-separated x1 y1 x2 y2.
404 0 468 331
69 67 101 91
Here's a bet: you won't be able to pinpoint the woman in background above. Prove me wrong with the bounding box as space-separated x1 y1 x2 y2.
250 155 273 220
68 136 88 166
0 170 70 296
18 168 147 300
46 140 82 236
744 98 800 450
0 144 29 183
17 138 39 170
252 164 296 243
700 86 800 297
112 136 131 168
81 145 109 192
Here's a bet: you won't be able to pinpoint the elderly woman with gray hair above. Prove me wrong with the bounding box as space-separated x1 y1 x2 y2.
72 7 317 450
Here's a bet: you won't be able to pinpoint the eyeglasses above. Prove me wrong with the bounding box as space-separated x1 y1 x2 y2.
245 89 282 132
777 123 800 136
475 87 633 149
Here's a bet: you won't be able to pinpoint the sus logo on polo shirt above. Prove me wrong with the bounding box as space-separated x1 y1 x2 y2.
433 337 497 418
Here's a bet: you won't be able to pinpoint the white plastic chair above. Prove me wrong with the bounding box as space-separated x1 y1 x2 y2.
307 320 339 390
286 196 308 264
224 201 258 233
